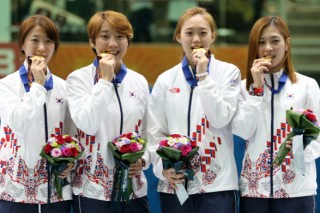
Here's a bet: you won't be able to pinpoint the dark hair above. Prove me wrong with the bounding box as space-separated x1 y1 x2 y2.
87 10 133 45
173 7 217 42
246 16 295 91
18 15 60 54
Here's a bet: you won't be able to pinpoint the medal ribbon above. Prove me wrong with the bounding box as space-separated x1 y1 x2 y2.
264 72 287 94
19 63 53 92
93 57 127 85
181 56 210 87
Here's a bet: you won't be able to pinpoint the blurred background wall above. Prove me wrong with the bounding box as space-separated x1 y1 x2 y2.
1 1 320 212
2 0 320 83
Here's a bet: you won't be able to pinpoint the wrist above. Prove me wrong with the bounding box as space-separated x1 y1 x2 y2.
140 158 146 168
253 87 264 96
196 72 208 81
101 75 113 82
249 84 264 96
195 72 208 78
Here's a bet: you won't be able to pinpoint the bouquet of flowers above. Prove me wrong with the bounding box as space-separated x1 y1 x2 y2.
108 132 146 202
40 134 84 200
273 108 320 166
156 134 199 204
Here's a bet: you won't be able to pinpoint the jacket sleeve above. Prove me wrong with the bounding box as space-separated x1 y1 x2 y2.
147 77 168 180
0 80 46 133
304 139 320 163
62 99 78 138
140 81 152 170
231 80 264 140
66 73 113 135
197 66 241 129
303 77 320 162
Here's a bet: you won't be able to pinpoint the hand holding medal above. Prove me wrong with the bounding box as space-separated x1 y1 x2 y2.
28 55 46 86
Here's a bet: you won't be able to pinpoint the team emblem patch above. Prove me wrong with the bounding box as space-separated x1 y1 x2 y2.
227 79 238 87
169 88 180 93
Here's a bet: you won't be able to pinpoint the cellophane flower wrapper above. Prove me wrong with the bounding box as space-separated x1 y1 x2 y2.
107 132 146 203
39 135 84 200
273 108 320 166
156 134 199 204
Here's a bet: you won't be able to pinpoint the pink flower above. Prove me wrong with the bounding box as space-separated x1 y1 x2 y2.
137 143 143 150
180 145 192 156
51 148 62 157
130 142 140 152
62 147 72 157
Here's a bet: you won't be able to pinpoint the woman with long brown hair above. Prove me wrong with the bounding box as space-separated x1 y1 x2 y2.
232 16 320 213
148 7 240 213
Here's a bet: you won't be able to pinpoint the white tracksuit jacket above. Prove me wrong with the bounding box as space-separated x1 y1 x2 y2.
147 55 240 194
66 63 149 201
232 70 320 198
0 60 75 203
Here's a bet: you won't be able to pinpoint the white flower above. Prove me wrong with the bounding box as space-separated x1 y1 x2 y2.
167 138 177 147
179 137 189 145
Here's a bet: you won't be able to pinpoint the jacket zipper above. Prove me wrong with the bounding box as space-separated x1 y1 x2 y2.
186 85 194 190
43 103 52 204
187 86 194 136
270 74 275 198
114 83 123 134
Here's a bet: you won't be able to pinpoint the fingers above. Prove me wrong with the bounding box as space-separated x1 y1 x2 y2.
251 58 271 88
30 59 47 85
31 58 46 71
162 168 185 189
67 162 74 169
58 163 74 179
99 53 115 62
58 173 68 179
128 160 143 178
251 58 271 72
193 51 208 63
128 168 139 177
193 52 209 76
285 140 293 149
98 54 116 81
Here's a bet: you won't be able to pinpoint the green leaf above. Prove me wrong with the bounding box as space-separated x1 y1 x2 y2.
184 146 199 160
159 146 181 162
39 150 56 165
52 157 75 163
272 140 291 166
121 150 145 163
273 108 320 166
54 172 63 199
286 110 320 134
108 142 122 160
156 150 171 161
